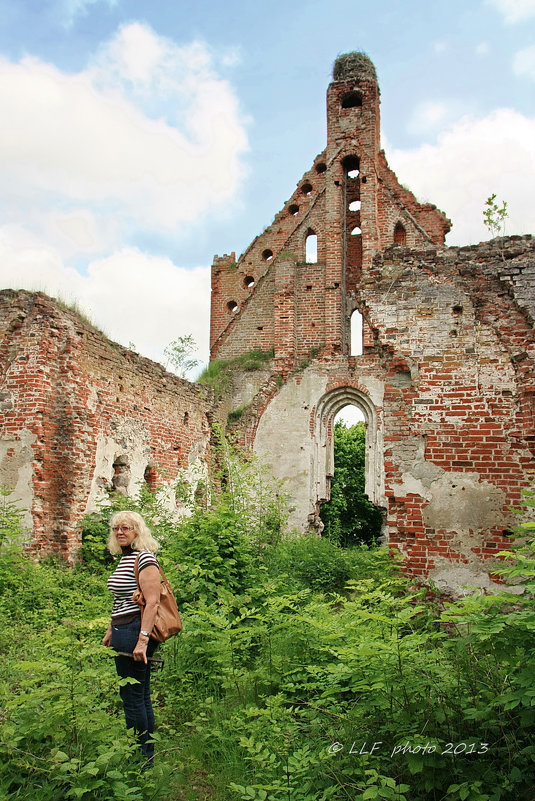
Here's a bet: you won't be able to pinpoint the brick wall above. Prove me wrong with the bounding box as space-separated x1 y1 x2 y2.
2 52 533 594
0 291 213 559
242 235 534 590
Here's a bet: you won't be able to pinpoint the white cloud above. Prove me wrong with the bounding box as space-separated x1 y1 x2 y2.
407 101 450 135
0 23 248 255
81 249 211 370
486 0 535 22
0 226 211 372
0 22 247 374
514 44 535 81
386 108 535 245
475 41 490 56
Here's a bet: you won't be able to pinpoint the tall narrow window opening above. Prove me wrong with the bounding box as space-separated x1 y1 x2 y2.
342 155 360 179
350 309 363 356
305 231 318 264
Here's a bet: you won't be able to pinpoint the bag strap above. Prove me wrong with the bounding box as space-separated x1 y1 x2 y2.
134 552 166 588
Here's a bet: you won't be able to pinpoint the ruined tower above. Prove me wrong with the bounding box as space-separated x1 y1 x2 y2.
210 53 535 592
210 52 450 369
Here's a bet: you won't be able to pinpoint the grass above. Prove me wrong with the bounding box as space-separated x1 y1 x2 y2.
197 349 274 398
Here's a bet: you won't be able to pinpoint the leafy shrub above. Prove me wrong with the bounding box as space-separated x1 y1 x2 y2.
0 486 29 547
320 421 383 546
164 503 263 606
265 535 352 593
197 349 274 398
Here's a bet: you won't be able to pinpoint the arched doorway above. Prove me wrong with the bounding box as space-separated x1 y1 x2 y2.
313 387 385 536
321 403 383 544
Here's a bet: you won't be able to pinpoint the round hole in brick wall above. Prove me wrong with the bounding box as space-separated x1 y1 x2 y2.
227 300 239 313
301 182 313 196
315 162 327 174
244 275 255 288
350 226 362 236
288 204 299 216
452 305 463 315
262 249 273 261
349 200 361 212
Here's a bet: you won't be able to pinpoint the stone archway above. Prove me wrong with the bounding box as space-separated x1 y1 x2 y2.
313 386 385 521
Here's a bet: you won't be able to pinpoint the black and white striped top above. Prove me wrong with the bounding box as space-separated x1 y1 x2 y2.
107 549 159 622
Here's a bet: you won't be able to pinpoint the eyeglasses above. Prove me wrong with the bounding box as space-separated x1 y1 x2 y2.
112 525 133 533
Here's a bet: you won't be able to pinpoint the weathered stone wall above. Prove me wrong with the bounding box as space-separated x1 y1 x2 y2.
0 290 213 559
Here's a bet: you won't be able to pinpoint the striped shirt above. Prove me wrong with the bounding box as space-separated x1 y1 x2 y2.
107 549 159 622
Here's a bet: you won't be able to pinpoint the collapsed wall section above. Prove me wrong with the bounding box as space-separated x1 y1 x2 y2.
0 290 213 559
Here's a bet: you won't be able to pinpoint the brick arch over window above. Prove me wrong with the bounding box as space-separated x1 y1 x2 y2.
313 386 384 511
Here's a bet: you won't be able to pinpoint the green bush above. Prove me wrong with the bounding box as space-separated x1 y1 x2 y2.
320 421 383 546
266 535 352 593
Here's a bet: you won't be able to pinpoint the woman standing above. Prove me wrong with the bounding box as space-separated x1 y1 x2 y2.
102 511 161 764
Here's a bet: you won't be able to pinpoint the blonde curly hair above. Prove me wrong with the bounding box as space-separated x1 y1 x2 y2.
107 510 160 556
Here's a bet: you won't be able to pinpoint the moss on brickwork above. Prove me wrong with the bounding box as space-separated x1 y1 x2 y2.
227 405 248 425
198 349 274 398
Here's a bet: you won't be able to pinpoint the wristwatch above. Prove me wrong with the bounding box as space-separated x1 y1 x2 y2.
140 630 150 638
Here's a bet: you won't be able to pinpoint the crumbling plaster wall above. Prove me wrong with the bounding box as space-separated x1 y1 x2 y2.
0 290 213 558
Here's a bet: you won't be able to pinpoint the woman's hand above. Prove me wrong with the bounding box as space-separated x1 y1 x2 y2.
133 634 149 663
102 626 112 647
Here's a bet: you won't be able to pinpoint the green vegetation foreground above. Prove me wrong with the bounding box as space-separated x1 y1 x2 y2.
0 466 534 801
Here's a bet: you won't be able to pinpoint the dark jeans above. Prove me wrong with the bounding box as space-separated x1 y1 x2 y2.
111 619 158 761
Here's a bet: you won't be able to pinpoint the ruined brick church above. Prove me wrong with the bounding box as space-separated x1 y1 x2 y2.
1 52 534 592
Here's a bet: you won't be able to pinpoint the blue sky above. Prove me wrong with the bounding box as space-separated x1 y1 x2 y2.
0 0 533 373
